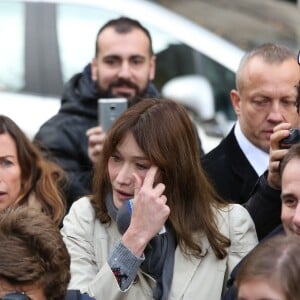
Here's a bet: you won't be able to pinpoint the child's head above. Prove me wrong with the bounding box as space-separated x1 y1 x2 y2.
236 235 300 300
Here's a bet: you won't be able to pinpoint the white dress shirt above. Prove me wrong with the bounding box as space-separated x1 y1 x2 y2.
234 122 269 176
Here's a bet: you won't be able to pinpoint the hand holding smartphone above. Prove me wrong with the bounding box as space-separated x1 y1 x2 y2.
98 98 128 132
279 128 300 149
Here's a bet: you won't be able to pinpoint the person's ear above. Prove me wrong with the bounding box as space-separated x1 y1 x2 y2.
91 57 98 81
149 55 156 81
230 89 242 117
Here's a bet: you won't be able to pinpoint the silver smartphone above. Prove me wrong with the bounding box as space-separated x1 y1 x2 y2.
98 98 128 132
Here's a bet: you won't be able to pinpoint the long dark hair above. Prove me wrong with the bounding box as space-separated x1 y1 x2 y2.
0 115 66 225
91 99 230 259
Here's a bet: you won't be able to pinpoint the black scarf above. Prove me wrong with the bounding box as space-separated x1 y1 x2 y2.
105 194 176 300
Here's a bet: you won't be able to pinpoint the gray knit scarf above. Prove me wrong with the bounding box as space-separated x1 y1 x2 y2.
105 194 176 300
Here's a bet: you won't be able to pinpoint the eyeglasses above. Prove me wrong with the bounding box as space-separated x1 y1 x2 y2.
0 292 31 300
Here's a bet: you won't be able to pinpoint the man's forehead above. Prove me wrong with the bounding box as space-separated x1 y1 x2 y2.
282 159 300 188
97 27 151 57
98 26 150 44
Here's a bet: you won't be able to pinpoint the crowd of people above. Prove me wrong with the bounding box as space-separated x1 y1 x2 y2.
1 15 300 300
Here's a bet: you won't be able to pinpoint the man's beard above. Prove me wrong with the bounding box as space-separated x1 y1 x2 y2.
96 78 148 107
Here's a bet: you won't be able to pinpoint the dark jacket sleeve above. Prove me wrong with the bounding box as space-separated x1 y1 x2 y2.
65 289 95 299
34 114 94 209
244 171 282 241
222 266 238 300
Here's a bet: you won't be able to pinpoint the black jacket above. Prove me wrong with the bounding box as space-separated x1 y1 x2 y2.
222 170 282 300
245 170 282 241
201 126 258 204
34 64 160 208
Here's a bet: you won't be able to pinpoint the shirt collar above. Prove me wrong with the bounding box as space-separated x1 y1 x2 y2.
234 121 269 176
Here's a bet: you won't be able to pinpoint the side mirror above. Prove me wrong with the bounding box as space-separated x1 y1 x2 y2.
161 75 215 121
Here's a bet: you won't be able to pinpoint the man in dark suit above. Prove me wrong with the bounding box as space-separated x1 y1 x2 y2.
201 43 300 204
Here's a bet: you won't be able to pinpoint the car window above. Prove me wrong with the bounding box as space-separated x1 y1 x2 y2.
57 4 111 82
0 2 25 92
155 44 236 120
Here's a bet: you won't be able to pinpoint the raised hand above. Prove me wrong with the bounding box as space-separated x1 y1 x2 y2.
122 166 170 256
268 122 291 189
86 126 106 165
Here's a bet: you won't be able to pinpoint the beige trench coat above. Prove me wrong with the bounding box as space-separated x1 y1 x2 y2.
61 197 258 300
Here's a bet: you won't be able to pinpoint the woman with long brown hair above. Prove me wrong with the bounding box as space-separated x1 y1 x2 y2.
0 115 65 226
62 98 257 299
